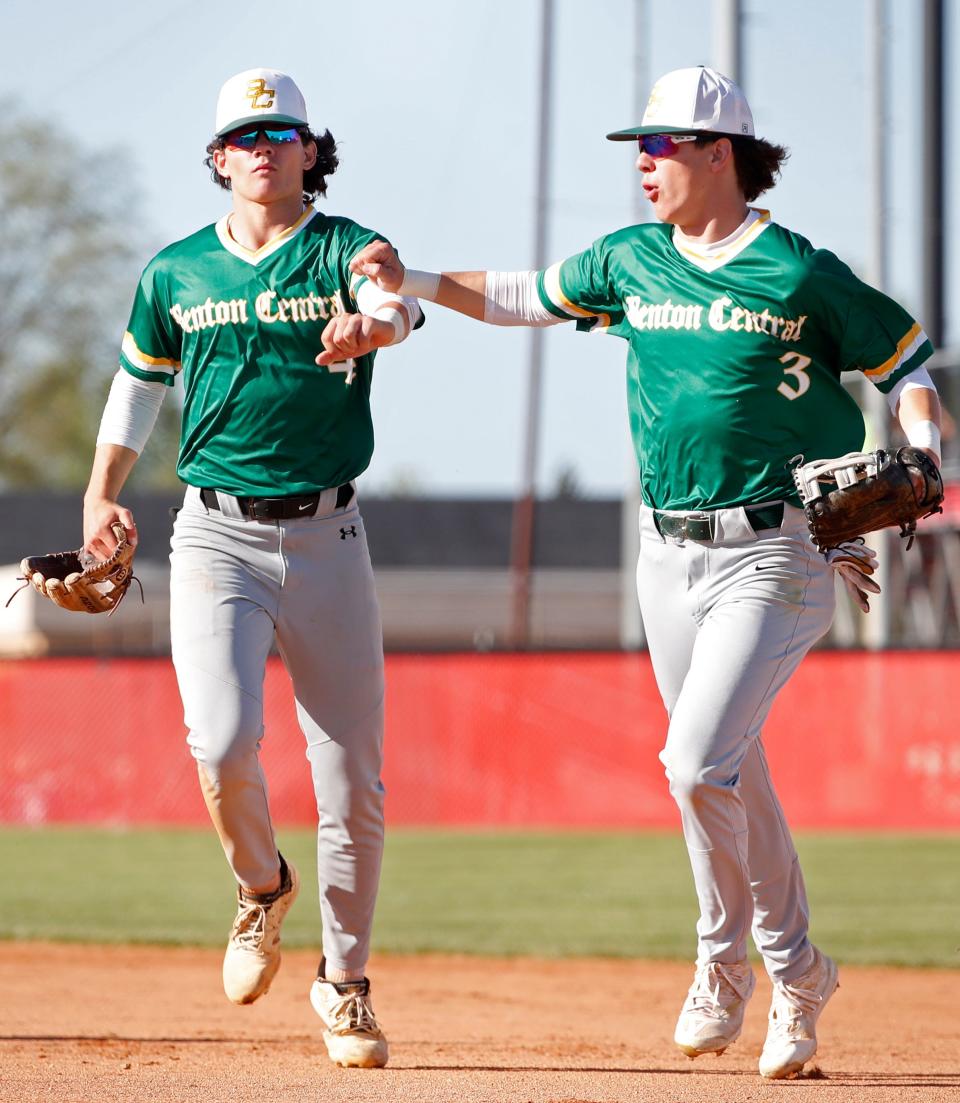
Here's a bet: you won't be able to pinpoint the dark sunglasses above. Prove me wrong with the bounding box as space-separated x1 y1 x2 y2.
637 133 699 157
223 127 304 150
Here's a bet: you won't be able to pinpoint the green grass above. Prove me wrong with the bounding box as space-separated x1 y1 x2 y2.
1 827 957 967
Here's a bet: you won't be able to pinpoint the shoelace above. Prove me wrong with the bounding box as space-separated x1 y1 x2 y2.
326 990 381 1037
230 870 291 951
688 963 752 1014
768 978 822 1036
231 899 269 950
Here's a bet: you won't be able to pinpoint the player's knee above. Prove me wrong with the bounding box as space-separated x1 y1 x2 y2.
661 753 738 805
314 773 385 832
187 716 264 776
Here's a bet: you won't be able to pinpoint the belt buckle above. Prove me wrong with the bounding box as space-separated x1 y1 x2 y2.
247 498 279 521
684 514 714 540
655 511 714 541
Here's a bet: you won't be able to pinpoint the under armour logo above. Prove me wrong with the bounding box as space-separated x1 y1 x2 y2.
246 78 276 110
339 526 357 540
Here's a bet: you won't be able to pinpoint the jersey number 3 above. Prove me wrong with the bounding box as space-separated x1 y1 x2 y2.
777 352 812 401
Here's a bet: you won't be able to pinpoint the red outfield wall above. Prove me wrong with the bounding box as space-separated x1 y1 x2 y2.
1 653 958 829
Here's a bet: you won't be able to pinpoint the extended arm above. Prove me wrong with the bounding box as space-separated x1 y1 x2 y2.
349 241 565 327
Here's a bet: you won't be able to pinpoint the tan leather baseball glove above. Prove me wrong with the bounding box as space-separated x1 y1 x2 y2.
7 522 140 615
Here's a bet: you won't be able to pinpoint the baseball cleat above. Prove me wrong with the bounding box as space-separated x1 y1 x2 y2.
310 971 389 1068
674 959 756 1058
759 947 839 1079
222 855 299 1005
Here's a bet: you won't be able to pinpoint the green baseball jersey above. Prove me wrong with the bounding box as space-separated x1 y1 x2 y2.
120 207 402 496
537 211 933 511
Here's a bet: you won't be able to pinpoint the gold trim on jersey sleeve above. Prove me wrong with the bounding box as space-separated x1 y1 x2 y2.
864 323 926 381
349 271 369 300
215 206 318 265
121 331 180 375
543 262 612 329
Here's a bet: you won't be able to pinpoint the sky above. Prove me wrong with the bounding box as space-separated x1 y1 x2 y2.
7 0 957 497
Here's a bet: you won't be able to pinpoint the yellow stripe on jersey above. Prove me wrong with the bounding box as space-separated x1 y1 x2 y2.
215 207 318 265
348 271 368 300
672 209 772 272
543 262 612 330
864 322 926 381
121 331 180 374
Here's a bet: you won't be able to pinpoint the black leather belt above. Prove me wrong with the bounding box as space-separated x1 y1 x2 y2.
200 483 354 520
653 503 784 541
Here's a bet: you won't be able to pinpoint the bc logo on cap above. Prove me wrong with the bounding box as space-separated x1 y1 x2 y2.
246 78 276 110
645 85 664 116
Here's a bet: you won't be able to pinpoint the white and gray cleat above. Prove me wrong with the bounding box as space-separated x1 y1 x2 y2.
674 959 756 1057
222 856 300 1005
310 972 389 1068
759 947 839 1079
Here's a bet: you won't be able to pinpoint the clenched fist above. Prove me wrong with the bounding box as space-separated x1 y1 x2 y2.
349 240 406 293
316 313 395 367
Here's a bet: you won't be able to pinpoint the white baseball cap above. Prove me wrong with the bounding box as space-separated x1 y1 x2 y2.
606 65 755 140
215 68 309 137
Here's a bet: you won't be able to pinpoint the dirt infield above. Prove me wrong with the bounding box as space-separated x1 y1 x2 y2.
1 944 957 1103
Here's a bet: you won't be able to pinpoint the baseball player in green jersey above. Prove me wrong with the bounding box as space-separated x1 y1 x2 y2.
82 68 424 1069
350 66 943 1079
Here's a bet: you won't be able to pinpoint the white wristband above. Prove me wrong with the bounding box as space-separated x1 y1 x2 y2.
906 419 941 461
398 269 441 300
370 305 406 344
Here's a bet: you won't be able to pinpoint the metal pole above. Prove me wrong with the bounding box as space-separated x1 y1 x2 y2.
863 0 893 650
509 0 554 648
921 0 944 348
713 0 742 82
868 0 888 295
620 0 647 650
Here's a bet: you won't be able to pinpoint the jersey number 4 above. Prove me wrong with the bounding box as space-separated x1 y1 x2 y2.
777 352 812 400
327 358 357 385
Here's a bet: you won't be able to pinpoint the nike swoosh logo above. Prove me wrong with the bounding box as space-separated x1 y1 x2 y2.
754 563 777 571
298 503 313 511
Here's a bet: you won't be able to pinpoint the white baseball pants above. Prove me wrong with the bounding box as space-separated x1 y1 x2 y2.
169 485 385 975
637 503 835 982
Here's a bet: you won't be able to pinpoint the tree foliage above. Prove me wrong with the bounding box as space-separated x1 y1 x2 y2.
0 115 180 489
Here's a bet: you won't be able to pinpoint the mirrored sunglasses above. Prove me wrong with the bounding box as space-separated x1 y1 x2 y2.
637 133 699 157
224 127 303 150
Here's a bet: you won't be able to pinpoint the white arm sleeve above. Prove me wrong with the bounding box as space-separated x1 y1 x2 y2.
96 369 166 454
355 280 422 345
483 270 567 327
884 365 938 413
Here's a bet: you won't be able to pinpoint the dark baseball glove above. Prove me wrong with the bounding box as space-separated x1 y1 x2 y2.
792 446 944 551
6 522 140 614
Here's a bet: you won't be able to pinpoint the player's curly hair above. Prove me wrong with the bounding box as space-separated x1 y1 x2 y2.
203 127 339 203
695 134 789 202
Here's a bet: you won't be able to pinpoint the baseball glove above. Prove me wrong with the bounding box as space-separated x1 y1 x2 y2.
792 446 944 551
6 522 140 615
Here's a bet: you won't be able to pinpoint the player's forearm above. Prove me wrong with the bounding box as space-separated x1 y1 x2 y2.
402 269 563 327
351 242 560 325
354 281 422 344
896 380 942 465
84 443 140 506
400 270 488 320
